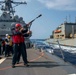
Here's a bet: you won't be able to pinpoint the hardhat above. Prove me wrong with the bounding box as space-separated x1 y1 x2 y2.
15 23 21 28
8 36 10 39
6 34 8 37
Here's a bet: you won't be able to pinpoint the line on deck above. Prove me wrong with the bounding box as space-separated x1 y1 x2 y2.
0 52 44 71
68 74 76 75
0 58 6 64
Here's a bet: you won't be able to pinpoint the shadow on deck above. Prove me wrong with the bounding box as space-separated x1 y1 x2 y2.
15 61 60 68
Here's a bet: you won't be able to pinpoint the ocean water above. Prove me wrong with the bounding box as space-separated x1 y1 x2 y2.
54 48 76 65
30 39 76 66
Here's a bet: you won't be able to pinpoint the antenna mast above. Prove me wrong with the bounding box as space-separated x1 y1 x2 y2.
0 0 27 16
69 14 71 23
75 17 76 23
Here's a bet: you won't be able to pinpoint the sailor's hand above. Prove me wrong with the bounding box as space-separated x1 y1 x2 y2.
27 31 32 34
19 27 24 32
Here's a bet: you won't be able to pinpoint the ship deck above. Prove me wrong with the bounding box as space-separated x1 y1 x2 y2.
0 48 76 75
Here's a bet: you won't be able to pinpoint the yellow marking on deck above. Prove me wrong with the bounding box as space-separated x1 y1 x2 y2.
0 58 6 64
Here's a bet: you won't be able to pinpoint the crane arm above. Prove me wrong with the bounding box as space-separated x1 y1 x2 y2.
12 1 27 5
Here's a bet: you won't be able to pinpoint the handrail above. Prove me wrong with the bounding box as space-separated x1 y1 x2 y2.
57 40 65 61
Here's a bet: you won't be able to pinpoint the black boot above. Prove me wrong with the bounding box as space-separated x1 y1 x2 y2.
24 63 29 67
12 65 15 68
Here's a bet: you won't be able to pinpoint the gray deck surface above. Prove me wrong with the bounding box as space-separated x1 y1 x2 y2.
0 48 76 75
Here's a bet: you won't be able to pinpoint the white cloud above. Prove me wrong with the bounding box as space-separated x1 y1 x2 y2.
37 0 76 10
0 0 31 2
1 0 76 10
15 0 31 2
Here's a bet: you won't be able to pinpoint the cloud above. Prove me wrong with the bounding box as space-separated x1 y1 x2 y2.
0 0 31 2
21 0 32 2
37 0 76 10
15 0 31 2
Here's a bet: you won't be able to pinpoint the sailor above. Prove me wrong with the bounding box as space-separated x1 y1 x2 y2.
5 34 10 57
0 37 2 56
2 39 5 55
16 27 32 64
11 23 31 68
8 35 13 55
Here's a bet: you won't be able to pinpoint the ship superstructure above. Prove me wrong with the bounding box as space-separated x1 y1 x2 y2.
0 0 27 37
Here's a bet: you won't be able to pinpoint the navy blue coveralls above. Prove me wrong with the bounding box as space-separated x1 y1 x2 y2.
12 28 28 65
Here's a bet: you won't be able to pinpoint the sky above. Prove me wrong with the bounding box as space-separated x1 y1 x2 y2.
1 0 76 39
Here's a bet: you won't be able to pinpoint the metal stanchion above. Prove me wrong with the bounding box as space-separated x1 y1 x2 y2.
57 40 65 61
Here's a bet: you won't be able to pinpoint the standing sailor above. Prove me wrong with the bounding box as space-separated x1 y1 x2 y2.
17 27 32 64
5 34 10 57
11 23 31 68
